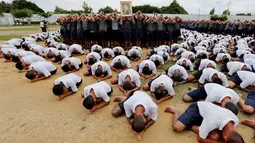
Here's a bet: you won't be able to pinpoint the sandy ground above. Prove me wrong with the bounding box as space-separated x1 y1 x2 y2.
0 28 254 143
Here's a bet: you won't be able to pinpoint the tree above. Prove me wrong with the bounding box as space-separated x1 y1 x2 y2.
0 1 12 13
236 13 252 16
12 0 44 13
209 8 215 15
222 9 230 15
160 0 188 14
210 15 228 21
12 8 33 19
82 1 92 13
132 5 161 13
40 12 53 18
98 6 117 13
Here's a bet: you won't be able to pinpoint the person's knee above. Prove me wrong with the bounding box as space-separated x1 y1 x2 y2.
111 78 117 84
243 106 255 114
183 93 193 102
143 84 149 91
111 105 123 117
228 81 236 88
84 72 90 76
173 122 185 132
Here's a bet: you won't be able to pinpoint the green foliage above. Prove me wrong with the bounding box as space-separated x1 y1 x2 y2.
12 0 44 13
132 5 161 13
222 9 230 15
82 1 92 13
252 19 255 22
209 8 215 15
210 15 228 21
161 0 188 14
98 6 117 14
0 1 12 13
54 6 83 14
40 12 53 18
236 13 252 16
11 8 33 18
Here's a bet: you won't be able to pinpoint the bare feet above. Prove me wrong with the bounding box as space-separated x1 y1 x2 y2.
241 119 255 128
164 106 180 114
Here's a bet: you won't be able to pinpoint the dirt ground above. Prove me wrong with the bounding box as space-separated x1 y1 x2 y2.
0 26 254 143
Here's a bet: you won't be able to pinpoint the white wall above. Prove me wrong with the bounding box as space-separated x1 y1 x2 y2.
0 13 255 26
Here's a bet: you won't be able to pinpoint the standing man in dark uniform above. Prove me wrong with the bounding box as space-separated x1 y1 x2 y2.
81 15 90 48
134 11 146 46
98 13 108 48
145 16 156 48
71 16 77 44
110 12 120 47
89 15 99 47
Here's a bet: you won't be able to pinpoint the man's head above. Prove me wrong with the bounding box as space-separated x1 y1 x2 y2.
154 60 160 67
83 95 95 110
95 68 103 77
142 65 150 75
104 51 110 58
207 63 214 68
200 53 207 59
155 86 166 100
114 51 120 56
25 70 37 80
163 55 168 61
224 102 238 115
131 53 138 59
132 115 145 133
12 56 20 63
61 64 69 72
211 74 223 85
172 72 183 82
88 58 96 65
15 62 25 70
47 53 55 59
241 65 250 71
3 54 11 60
123 81 133 90
223 56 229 64
55 55 61 62
225 131 244 143
113 61 122 69
52 83 65 96
181 60 187 67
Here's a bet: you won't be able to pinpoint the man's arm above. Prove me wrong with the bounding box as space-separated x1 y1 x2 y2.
118 85 126 93
92 75 99 80
144 119 155 131
58 91 74 101
145 73 156 79
129 86 141 92
175 80 187 85
158 96 173 104
197 136 224 143
67 69 79 74
98 75 112 81
90 101 110 113
127 117 132 125
31 75 49 82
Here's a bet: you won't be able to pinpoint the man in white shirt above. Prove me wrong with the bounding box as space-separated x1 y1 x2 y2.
84 52 101 68
137 60 157 79
61 57 83 73
43 48 59 60
127 49 141 61
199 68 229 87
91 44 102 54
149 54 164 67
157 51 170 62
102 48 115 61
175 58 194 71
238 90 255 114
69 44 84 56
166 65 190 84
56 43 68 51
0 45 17 58
82 81 112 113
84 61 112 81
15 55 46 71
113 46 125 56
111 91 157 141
111 69 141 95
54 50 70 63
2 48 19 62
52 73 82 101
25 61 57 82
221 61 251 76
165 102 244 143
11 50 35 63
110 55 131 73
143 74 175 104
195 50 209 59
215 53 231 63
229 71 255 92
181 51 195 62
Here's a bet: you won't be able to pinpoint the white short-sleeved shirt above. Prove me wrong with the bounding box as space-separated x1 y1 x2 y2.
227 62 251 76
21 55 46 65
127 49 141 57
69 44 84 55
197 102 239 139
54 73 82 92
170 43 181 52
0 44 17 50
29 61 57 77
102 48 115 58
176 58 194 71
15 50 35 57
56 43 68 51
237 71 255 88
131 46 142 53
29 44 45 55
118 69 141 87
110 55 131 68
84 81 112 102
91 44 102 54
181 51 195 59
113 46 125 55
149 55 164 65
5 39 22 47
150 75 175 96
57 50 70 58
215 53 231 62
158 45 170 53
157 51 170 61
213 48 227 55
124 91 158 121
204 83 239 104
174 48 186 56
167 65 189 80
86 52 101 62
195 50 209 58
154 46 167 52
2 48 19 55
61 57 82 69
91 61 112 76
44 48 59 56
236 50 251 57
199 68 229 87
138 60 157 74
194 46 207 51
198 59 217 71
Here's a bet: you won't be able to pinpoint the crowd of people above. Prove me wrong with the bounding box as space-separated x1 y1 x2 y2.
181 20 255 37
56 11 182 49
1 21 255 142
